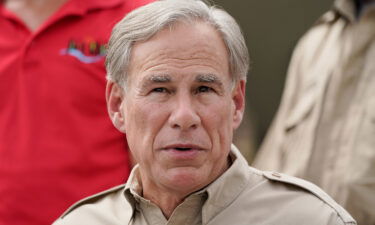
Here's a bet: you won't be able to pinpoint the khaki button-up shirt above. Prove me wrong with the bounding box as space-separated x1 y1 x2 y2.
253 0 375 224
53 145 355 225
127 168 206 225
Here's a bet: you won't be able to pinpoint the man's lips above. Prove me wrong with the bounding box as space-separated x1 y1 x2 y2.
157 144 208 161
161 144 205 151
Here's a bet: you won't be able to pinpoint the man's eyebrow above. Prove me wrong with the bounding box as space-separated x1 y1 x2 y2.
195 74 223 86
141 74 171 88
149 74 171 83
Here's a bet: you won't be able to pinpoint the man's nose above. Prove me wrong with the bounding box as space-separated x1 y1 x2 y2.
168 95 201 131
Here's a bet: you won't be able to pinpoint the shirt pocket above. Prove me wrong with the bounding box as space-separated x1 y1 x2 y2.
351 96 375 177
279 90 316 173
346 98 375 223
284 90 316 132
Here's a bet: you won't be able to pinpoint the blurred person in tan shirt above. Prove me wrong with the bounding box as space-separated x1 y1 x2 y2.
254 0 375 224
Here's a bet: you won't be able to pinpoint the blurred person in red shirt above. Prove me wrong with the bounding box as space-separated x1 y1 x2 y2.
0 0 153 224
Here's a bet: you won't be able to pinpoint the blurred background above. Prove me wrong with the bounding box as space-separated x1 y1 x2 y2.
212 0 333 162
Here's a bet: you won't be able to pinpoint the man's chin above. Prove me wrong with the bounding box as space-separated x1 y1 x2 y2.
161 168 211 193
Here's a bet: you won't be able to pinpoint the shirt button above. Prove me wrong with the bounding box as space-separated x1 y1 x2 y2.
272 172 282 178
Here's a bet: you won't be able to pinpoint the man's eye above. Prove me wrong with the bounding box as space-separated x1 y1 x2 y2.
152 87 168 93
197 86 213 93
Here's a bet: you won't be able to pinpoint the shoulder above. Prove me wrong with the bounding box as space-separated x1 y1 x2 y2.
243 168 356 225
263 170 355 224
53 184 132 225
60 184 126 218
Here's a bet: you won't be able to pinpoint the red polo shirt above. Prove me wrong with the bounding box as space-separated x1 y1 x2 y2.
0 0 152 224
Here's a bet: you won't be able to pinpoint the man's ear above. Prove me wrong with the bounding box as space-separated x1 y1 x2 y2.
232 80 246 130
106 81 126 133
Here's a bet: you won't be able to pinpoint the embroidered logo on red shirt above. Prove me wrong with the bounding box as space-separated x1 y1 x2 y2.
60 38 107 64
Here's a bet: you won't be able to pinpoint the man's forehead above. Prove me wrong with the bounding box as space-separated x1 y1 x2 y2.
129 22 229 71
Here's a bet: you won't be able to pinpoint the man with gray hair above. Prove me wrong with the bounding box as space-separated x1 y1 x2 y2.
53 0 356 224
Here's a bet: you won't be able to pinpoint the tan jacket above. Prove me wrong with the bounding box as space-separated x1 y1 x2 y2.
253 0 375 224
53 146 355 225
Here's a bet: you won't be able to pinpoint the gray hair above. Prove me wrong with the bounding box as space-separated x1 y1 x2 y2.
105 0 249 88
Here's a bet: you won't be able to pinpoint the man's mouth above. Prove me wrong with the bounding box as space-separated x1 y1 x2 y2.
163 144 203 152
160 144 205 160
175 147 194 151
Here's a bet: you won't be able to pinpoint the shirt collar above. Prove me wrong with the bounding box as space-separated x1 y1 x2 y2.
0 0 124 18
123 164 143 213
55 0 124 18
333 0 357 22
0 0 125 35
333 0 375 21
202 145 252 224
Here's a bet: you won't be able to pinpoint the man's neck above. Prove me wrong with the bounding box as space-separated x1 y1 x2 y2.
144 191 185 219
4 0 68 31
140 177 199 219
